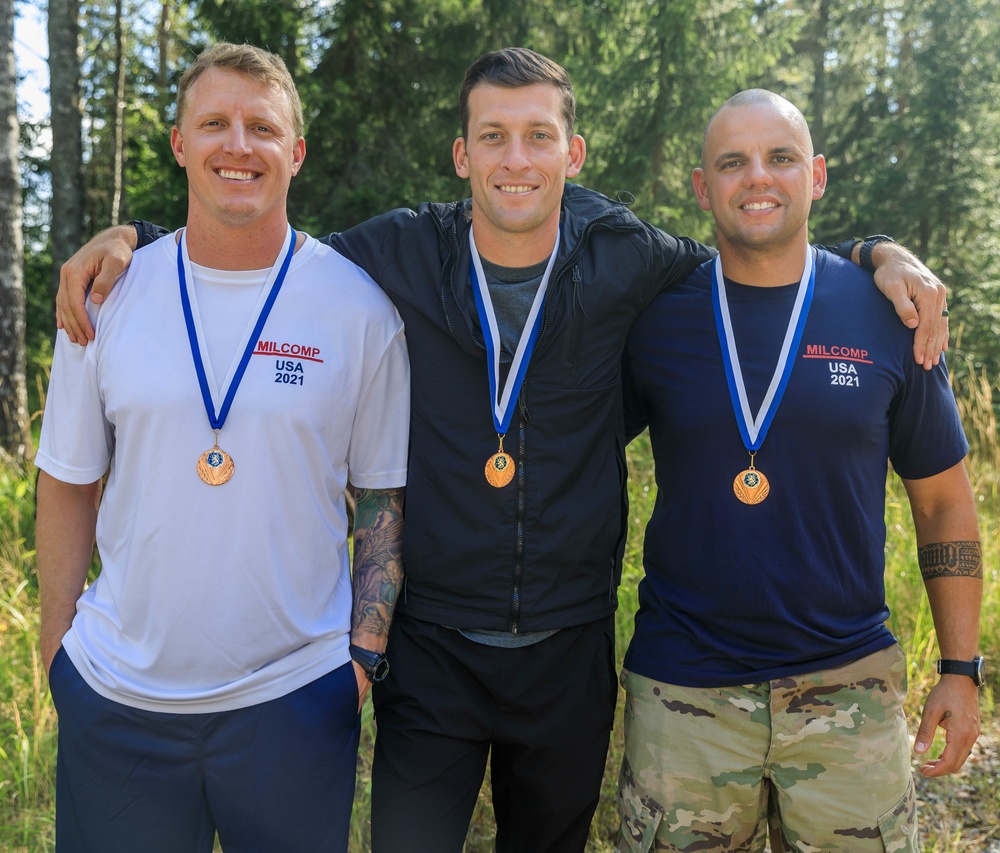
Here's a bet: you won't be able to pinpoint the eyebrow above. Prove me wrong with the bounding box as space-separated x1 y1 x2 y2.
713 146 800 166
475 118 560 131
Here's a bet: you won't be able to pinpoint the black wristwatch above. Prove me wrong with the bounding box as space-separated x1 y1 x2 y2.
937 656 985 687
349 644 390 683
858 234 897 273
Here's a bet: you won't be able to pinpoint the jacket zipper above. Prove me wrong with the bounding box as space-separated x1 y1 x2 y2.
510 408 528 633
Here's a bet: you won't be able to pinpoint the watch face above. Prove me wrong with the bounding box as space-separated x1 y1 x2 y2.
974 656 986 686
371 658 390 682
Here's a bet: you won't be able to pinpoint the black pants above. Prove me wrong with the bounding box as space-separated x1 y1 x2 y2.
370 613 618 853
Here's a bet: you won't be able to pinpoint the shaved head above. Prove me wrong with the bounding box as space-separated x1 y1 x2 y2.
702 89 813 166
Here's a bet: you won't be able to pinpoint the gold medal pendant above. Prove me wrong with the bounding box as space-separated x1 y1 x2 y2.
733 453 768 505
197 435 235 486
485 435 515 488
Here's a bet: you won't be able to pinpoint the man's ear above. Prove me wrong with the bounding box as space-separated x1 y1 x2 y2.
692 168 712 211
171 126 186 168
453 137 469 179
812 154 828 200
566 134 587 178
291 137 306 176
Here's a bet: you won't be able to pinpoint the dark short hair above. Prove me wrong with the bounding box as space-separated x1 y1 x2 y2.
176 42 304 139
459 47 576 139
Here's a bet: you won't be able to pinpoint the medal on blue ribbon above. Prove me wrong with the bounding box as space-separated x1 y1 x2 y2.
712 248 816 504
178 226 296 485
469 226 559 488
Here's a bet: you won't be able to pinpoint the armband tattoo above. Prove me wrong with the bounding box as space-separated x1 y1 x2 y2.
918 541 983 580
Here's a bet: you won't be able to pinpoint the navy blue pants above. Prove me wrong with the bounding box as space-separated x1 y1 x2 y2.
371 613 618 853
49 648 361 852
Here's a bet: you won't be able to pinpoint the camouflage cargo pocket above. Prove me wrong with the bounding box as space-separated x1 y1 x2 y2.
877 781 918 853
616 755 665 852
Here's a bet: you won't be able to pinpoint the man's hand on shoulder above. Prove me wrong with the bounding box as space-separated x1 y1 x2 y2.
57 224 139 344
866 241 949 370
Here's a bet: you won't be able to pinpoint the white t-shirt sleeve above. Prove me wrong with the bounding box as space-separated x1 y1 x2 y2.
35 326 114 484
347 317 409 490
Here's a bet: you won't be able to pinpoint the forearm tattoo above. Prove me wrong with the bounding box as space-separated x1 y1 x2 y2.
351 487 405 642
918 541 983 580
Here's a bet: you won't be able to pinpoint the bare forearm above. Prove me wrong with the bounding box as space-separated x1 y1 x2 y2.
907 465 982 657
350 486 404 651
920 539 983 660
35 471 102 672
903 463 983 774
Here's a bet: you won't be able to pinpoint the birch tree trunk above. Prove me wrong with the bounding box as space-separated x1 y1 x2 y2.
109 0 126 223
0 0 29 463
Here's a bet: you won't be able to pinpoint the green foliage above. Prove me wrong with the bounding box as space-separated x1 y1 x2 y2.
0 467 56 852
78 1 195 234
24 0 1000 378
194 0 303 73
576 0 792 236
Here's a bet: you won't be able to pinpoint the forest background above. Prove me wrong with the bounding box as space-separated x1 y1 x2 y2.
1 0 999 850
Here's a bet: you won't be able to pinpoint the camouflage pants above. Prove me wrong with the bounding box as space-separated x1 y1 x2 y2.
617 644 916 852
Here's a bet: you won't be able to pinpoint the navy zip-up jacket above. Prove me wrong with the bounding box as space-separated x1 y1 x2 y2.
324 184 713 632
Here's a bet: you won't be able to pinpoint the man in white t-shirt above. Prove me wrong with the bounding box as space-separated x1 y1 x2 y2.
34 42 409 853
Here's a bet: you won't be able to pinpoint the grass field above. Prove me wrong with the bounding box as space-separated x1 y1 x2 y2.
1 367 998 851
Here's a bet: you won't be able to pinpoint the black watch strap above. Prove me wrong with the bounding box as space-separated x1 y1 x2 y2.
937 656 985 686
832 238 862 261
128 219 171 250
858 234 897 273
349 644 390 683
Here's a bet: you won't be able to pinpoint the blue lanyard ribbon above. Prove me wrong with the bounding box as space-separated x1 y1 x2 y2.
177 226 295 431
712 248 815 452
468 227 558 436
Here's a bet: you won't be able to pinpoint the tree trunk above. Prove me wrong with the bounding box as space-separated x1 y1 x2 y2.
48 0 84 298
110 0 126 223
809 0 830 156
0 0 30 463
158 1 171 90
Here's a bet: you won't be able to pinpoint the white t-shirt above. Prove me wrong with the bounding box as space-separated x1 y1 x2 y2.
36 232 410 713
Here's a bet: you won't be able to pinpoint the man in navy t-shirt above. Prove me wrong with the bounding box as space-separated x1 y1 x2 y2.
618 89 983 852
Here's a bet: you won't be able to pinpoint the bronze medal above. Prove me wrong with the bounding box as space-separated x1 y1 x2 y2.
485 434 515 488
485 451 515 488
733 457 768 505
197 439 234 486
733 468 769 504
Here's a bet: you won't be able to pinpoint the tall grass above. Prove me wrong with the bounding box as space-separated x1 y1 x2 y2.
2 365 997 851
0 465 56 852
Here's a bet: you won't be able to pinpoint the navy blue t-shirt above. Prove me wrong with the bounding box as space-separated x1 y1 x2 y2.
622 249 968 687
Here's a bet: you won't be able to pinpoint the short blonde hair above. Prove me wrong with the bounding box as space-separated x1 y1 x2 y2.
176 42 304 138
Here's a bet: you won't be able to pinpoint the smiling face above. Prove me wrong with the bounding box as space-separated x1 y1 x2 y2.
692 97 826 276
171 66 305 237
453 82 586 266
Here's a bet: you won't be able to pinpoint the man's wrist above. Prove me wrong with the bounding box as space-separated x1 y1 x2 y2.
937 656 986 687
859 234 897 272
832 237 862 262
126 220 151 251
349 643 390 683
